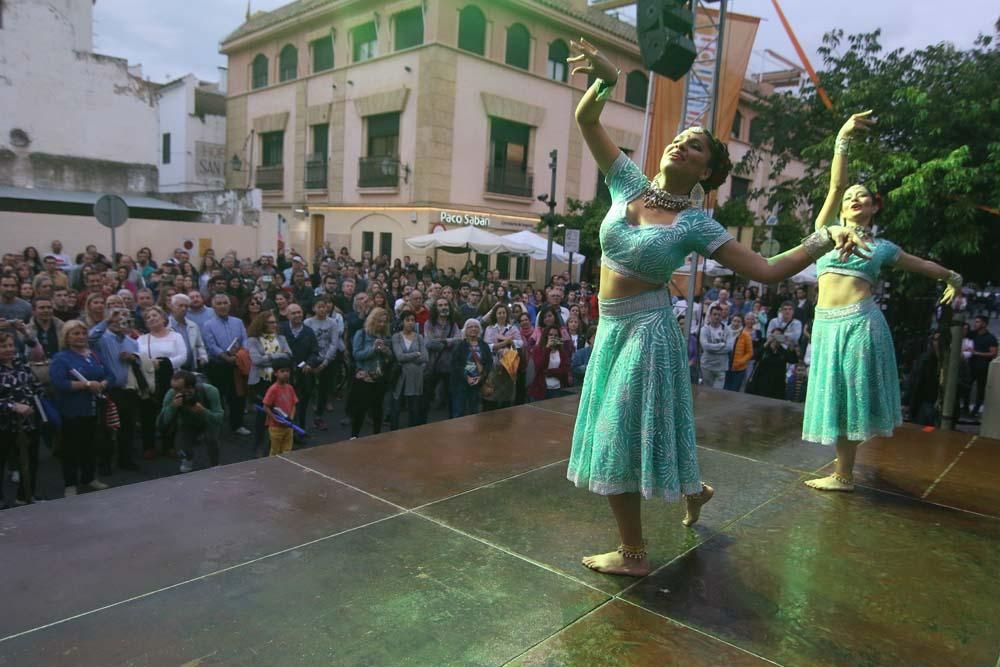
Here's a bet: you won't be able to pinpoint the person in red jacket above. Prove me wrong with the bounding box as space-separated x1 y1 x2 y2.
529 325 572 401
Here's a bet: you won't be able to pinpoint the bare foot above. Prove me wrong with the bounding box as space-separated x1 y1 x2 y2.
804 474 855 492
682 484 714 527
581 550 651 577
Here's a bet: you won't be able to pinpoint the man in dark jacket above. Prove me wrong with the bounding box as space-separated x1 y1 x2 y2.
280 303 320 436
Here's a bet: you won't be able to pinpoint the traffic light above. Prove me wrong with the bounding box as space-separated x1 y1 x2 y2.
636 0 696 81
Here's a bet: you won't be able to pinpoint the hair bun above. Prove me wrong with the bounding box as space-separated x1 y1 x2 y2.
701 134 732 191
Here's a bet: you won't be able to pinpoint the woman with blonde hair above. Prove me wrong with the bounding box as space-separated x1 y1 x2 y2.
246 310 291 456
50 320 110 496
349 306 393 439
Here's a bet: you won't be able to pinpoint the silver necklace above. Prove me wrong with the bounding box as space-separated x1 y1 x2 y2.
642 185 691 211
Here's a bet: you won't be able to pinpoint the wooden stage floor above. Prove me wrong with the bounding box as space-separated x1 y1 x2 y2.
1 387 998 666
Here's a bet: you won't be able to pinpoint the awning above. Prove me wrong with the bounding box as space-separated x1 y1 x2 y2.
0 186 202 222
405 226 537 255
502 230 585 265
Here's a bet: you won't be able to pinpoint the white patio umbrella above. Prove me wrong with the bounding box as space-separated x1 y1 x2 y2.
790 264 818 284
502 230 586 265
405 226 536 255
672 258 732 276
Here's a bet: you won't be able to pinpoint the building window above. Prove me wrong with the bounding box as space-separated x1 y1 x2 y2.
547 40 569 82
487 117 532 197
379 232 393 260
279 44 298 82
312 36 334 72
475 253 490 273
367 112 399 157
625 71 648 108
749 117 764 145
394 7 423 51
515 256 530 280
352 22 378 62
307 124 329 189
458 5 486 55
505 24 530 70
362 231 375 256
161 133 171 165
496 254 510 279
360 113 401 187
729 176 751 201
261 131 284 167
732 111 743 140
251 54 268 89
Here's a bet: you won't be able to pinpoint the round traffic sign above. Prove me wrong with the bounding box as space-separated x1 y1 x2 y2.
760 239 781 258
94 194 129 229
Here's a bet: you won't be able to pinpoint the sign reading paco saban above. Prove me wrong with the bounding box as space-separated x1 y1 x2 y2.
440 211 490 227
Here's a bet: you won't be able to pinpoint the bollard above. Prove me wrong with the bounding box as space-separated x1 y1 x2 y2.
981 357 1000 439
940 314 965 431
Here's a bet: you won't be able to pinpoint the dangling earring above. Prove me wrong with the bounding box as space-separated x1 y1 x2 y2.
690 182 705 210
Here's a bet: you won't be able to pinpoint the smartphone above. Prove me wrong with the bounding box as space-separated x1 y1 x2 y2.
263 275 273 283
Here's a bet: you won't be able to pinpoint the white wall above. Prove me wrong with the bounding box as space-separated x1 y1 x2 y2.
0 0 157 168
158 76 228 192
0 212 279 263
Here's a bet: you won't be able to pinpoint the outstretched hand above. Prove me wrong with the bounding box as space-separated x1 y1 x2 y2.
827 225 872 261
838 110 876 140
568 37 618 82
940 272 962 305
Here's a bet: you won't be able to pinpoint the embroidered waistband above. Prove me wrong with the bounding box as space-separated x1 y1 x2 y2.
601 256 664 287
814 297 879 321
599 289 672 317
818 267 874 285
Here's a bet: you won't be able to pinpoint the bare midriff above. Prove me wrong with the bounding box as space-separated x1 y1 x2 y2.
817 273 872 308
599 265 663 300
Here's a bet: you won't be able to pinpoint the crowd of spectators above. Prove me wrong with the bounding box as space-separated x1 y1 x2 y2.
0 240 598 506
1 242 995 508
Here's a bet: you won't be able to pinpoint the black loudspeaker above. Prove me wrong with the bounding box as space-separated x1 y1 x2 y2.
636 0 697 81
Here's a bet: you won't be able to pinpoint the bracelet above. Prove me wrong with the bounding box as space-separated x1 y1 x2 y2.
801 228 834 259
834 137 851 156
594 70 621 102
944 270 963 288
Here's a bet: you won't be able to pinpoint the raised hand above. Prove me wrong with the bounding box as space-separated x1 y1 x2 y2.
838 110 876 140
568 37 618 83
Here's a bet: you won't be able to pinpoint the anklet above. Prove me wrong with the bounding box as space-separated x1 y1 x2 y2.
831 473 853 484
617 541 647 560
685 482 708 498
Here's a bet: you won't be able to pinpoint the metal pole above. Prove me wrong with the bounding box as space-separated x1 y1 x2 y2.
940 312 965 431
708 0 728 134
683 254 699 339
111 227 117 269
568 252 574 284
544 150 558 284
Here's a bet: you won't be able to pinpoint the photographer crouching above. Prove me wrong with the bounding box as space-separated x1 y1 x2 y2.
157 370 224 473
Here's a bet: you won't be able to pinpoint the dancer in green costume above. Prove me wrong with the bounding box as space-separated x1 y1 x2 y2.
803 111 962 492
566 39 871 576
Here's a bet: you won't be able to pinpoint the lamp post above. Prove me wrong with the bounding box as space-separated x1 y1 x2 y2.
539 149 558 284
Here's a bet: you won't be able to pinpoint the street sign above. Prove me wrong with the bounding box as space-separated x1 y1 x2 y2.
94 194 129 229
760 239 781 258
94 194 129 266
563 229 580 254
765 215 779 226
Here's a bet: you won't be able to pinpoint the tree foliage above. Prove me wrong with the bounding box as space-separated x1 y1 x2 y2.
741 24 1000 290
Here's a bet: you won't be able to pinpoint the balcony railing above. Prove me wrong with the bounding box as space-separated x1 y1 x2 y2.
256 165 284 191
306 155 327 189
359 156 400 188
486 165 534 198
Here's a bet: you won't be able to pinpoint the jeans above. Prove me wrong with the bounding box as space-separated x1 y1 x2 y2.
701 367 726 389
312 362 337 418
108 387 138 465
61 416 98 487
207 361 245 431
724 370 747 392
349 378 386 437
391 394 425 430
450 383 481 417
0 428 40 502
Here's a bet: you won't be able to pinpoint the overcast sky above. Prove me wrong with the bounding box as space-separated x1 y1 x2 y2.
93 0 998 83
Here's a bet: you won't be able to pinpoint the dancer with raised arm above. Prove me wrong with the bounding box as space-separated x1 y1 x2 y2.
565 39 871 576
802 111 963 492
